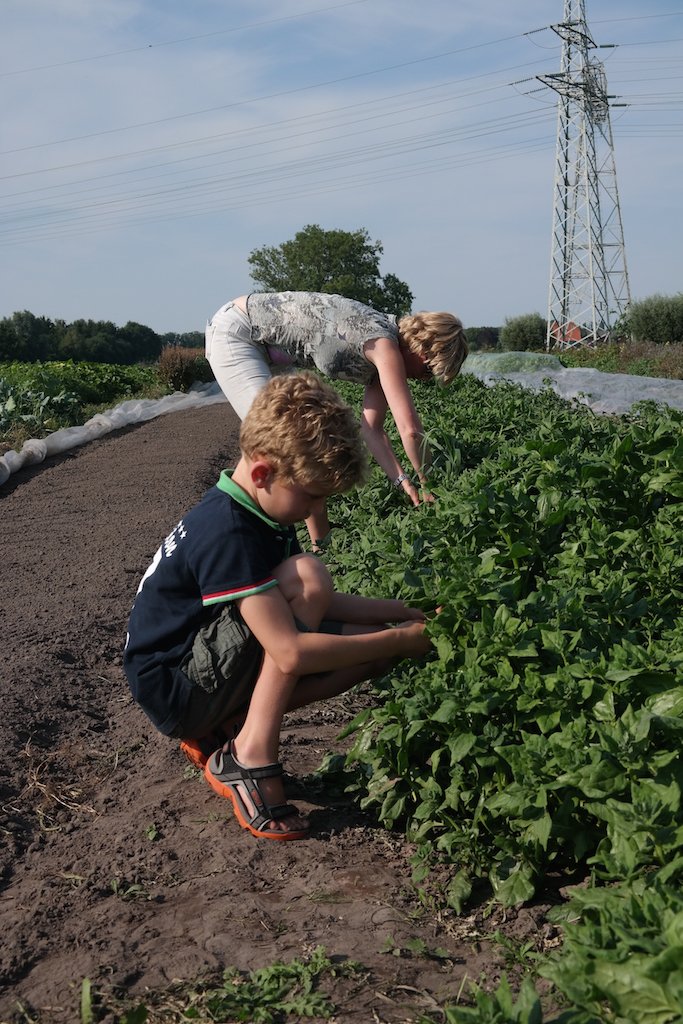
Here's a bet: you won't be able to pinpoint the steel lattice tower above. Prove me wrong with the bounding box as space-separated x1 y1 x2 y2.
540 0 631 349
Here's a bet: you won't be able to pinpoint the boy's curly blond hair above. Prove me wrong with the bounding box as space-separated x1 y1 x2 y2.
240 371 368 493
398 311 468 384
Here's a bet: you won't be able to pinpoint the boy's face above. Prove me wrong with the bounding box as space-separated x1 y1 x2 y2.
252 461 331 525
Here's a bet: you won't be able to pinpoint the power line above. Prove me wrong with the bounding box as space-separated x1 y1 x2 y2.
0 0 372 77
1 134 555 247
0 56 558 188
591 10 683 24
1 31 531 156
1 11 681 253
0 108 555 240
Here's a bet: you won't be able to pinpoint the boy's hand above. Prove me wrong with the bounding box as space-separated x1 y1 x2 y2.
394 619 433 656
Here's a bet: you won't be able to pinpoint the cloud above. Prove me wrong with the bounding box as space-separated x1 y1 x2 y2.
1 0 681 331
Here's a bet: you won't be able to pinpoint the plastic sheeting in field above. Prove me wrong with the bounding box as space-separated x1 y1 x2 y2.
0 382 228 487
461 352 683 416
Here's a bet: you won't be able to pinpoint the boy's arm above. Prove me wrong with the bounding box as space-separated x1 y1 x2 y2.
237 588 430 678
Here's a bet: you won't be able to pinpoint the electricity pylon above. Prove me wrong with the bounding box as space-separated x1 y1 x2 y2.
539 0 631 349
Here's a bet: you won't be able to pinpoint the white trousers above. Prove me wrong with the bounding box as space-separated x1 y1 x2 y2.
205 302 272 420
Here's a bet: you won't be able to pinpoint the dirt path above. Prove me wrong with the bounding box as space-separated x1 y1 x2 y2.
0 404 546 1023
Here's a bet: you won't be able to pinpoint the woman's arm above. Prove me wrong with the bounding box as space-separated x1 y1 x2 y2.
362 337 432 502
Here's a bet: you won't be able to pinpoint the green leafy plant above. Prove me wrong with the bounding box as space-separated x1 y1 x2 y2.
316 375 682 1022
418 975 544 1023
110 878 152 901
540 871 683 1023
106 946 362 1023
0 359 164 444
381 934 451 961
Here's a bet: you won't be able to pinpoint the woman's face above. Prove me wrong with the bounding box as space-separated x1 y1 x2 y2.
401 347 432 381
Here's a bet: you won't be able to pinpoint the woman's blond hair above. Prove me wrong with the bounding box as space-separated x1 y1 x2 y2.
398 311 468 384
240 371 367 492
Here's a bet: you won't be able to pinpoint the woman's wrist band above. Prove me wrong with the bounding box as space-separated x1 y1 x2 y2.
393 472 409 487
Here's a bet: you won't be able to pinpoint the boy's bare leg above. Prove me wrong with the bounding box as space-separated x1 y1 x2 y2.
230 555 387 834
229 654 386 833
229 554 331 832
286 657 389 711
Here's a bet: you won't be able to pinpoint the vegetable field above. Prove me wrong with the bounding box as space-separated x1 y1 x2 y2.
2 369 681 1022
323 375 683 1021
0 361 161 440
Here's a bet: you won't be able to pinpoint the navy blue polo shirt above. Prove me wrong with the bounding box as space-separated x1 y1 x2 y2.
123 471 300 734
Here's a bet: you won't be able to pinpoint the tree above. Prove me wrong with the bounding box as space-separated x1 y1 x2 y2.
0 310 61 361
622 293 683 345
58 319 123 362
500 313 547 352
379 273 413 320
118 321 162 363
465 326 500 352
247 224 413 316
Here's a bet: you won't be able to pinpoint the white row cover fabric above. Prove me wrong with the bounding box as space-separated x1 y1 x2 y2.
462 352 683 416
0 382 227 487
2 359 682 488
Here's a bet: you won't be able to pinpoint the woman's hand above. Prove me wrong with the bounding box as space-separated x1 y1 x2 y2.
398 477 421 507
397 477 434 506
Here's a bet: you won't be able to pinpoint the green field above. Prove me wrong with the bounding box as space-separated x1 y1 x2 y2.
0 360 165 451
2 359 683 1020
319 375 683 1022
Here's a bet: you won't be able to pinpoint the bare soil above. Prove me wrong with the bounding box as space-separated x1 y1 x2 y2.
0 403 558 1023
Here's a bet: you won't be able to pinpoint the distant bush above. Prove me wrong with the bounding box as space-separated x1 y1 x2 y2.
499 312 547 351
157 346 214 392
464 326 500 352
621 292 683 345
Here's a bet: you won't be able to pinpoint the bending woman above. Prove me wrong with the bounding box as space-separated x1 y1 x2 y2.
205 291 467 547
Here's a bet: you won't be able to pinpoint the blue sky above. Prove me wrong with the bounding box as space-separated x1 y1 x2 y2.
1 0 681 335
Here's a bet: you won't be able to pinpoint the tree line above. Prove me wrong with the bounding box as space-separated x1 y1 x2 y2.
0 311 203 365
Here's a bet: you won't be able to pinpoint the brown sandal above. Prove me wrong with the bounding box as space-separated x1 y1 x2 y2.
204 741 309 841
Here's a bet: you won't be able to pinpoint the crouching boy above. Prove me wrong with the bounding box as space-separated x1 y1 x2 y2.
124 371 431 841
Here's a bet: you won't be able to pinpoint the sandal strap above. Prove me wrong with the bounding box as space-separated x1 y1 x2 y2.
210 743 296 827
228 740 283 780
262 802 299 822
242 761 284 780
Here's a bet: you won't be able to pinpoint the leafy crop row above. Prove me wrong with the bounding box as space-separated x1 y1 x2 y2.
323 375 683 1021
0 360 161 436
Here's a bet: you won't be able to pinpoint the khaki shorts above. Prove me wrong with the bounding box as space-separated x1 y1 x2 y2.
172 604 263 739
171 604 344 739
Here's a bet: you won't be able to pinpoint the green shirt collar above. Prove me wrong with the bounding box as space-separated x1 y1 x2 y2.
216 469 282 530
